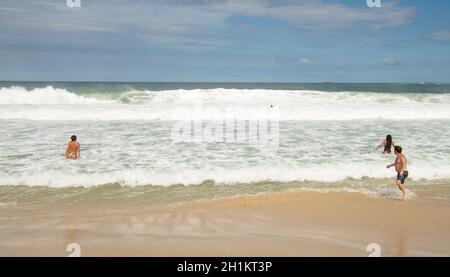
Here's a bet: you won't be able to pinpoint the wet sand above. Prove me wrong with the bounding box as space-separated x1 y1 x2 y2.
0 190 449 256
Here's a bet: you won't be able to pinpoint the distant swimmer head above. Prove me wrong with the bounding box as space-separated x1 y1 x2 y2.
71 135 77 141
394 145 402 154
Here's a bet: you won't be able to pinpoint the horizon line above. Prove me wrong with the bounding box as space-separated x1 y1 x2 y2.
1 80 449 84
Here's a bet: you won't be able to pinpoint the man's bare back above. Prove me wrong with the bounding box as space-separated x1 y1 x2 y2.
66 135 80 160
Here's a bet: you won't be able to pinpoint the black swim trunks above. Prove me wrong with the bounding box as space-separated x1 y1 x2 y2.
397 171 409 184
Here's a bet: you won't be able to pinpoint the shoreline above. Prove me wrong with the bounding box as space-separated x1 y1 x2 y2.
1 190 449 256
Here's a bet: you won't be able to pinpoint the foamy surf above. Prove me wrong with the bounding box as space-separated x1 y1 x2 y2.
1 162 449 188
0 86 105 105
1 86 450 120
1 82 450 203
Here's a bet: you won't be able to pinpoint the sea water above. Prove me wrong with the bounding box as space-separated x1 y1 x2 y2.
1 82 449 205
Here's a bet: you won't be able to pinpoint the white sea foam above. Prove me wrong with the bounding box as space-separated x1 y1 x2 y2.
1 86 450 190
0 86 104 105
1 86 450 120
1 161 449 188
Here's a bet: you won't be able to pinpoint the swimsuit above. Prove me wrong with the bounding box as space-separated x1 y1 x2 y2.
397 171 409 184
384 143 392 153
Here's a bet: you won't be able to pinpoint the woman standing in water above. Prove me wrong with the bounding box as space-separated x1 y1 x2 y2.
376 135 395 154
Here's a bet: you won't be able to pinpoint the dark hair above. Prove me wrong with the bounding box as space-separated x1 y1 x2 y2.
71 135 77 141
394 146 402 154
386 135 392 145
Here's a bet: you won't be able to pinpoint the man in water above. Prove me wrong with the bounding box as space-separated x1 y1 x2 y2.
66 135 80 160
386 146 408 200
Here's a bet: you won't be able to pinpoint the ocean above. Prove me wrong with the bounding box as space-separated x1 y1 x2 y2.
1 82 450 206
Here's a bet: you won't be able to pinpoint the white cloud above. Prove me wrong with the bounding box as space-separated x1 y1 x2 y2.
428 30 450 41
299 58 312 65
383 58 400 66
208 0 416 31
0 0 417 49
1 0 416 34
0 0 228 34
16 18 111 32
143 35 230 50
0 0 230 49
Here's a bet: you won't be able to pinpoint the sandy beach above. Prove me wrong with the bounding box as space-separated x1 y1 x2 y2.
1 189 449 257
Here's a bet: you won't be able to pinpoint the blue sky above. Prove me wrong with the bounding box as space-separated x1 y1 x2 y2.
0 0 449 82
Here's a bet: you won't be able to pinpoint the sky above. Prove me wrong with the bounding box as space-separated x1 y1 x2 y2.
0 0 449 82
